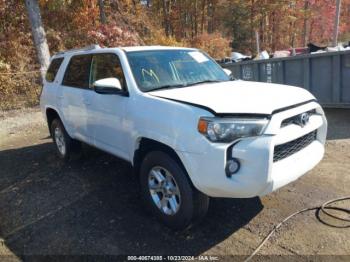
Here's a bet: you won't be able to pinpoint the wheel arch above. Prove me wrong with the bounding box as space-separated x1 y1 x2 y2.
133 137 189 180
45 107 68 137
46 107 60 135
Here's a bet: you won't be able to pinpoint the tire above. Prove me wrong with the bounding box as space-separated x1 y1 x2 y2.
139 151 209 230
50 118 81 161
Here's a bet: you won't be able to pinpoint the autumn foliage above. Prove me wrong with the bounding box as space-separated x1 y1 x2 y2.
88 23 141 47
0 0 350 110
189 33 231 58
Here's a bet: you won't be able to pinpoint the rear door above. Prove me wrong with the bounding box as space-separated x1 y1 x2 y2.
58 54 93 142
42 57 64 108
88 53 130 160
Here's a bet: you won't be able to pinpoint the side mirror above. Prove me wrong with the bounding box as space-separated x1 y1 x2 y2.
223 68 232 77
93 77 123 94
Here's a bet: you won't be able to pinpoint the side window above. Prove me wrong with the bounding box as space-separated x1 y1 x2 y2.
90 53 127 90
45 58 64 82
62 55 92 88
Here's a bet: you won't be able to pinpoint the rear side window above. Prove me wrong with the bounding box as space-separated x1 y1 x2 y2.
62 55 92 88
45 58 64 82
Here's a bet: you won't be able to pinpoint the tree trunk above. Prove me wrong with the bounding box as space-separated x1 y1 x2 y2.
25 0 50 83
162 0 170 37
207 0 213 33
271 11 276 51
332 0 342 46
250 0 254 52
98 0 107 24
200 0 206 34
178 0 183 38
111 0 119 11
194 0 198 37
302 0 310 47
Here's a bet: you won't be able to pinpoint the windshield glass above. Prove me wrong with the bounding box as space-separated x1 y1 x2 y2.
126 50 230 92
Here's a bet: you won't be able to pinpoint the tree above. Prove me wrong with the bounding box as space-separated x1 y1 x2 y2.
162 0 171 37
332 0 342 46
98 0 107 24
25 0 50 82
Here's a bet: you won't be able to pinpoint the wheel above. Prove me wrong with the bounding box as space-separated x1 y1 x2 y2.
139 151 209 230
50 118 81 161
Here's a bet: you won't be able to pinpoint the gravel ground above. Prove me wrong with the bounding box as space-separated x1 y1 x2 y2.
0 107 349 260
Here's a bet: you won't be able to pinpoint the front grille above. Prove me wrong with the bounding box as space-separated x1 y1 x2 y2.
273 131 317 162
281 109 316 128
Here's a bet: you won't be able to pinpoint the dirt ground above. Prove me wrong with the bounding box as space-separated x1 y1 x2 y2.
0 107 349 260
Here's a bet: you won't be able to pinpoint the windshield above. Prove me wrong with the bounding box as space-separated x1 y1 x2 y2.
126 50 230 92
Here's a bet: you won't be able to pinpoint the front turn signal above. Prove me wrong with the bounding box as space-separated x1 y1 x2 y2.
198 118 208 134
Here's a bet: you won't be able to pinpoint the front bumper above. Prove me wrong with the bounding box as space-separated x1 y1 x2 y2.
177 101 327 198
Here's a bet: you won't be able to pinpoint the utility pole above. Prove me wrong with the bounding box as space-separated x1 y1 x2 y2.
332 0 342 47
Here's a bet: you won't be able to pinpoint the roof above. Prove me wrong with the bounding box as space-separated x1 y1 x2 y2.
51 45 197 59
121 45 197 52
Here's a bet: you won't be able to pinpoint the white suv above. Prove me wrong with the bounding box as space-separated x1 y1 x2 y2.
41 45 327 229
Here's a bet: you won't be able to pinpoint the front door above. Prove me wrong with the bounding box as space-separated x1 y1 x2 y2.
88 53 130 160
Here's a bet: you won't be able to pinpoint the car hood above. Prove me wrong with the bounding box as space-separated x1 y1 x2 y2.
148 80 315 115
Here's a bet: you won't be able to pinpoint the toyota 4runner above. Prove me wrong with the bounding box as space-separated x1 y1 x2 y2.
41 45 327 229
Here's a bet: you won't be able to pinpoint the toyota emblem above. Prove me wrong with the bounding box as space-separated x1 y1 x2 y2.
298 113 310 127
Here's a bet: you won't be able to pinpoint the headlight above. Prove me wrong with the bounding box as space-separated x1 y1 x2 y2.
198 117 269 143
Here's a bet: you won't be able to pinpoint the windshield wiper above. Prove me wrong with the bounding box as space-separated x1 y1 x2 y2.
146 80 225 92
146 84 186 92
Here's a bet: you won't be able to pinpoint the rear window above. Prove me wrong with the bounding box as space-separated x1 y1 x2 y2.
62 55 92 88
45 58 64 82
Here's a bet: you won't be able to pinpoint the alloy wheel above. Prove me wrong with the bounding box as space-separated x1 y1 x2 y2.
148 166 181 215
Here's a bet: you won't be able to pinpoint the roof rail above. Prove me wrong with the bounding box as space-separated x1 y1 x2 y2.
55 44 101 55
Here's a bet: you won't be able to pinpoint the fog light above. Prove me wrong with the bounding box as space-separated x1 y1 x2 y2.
225 159 240 177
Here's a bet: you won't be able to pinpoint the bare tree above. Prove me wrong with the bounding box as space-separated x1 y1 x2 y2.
302 0 310 47
25 0 50 82
162 0 171 37
98 0 107 24
332 0 342 46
